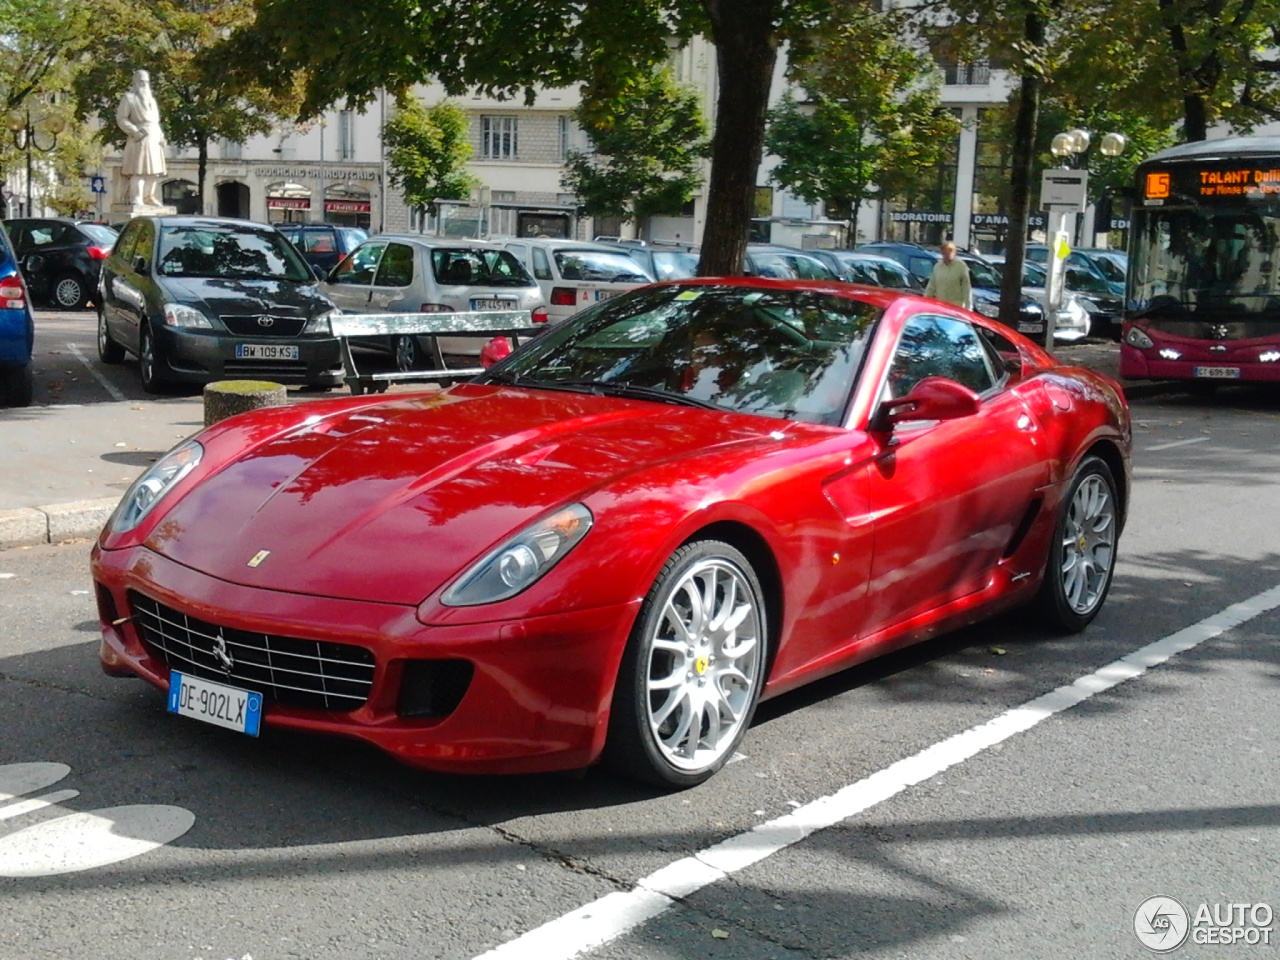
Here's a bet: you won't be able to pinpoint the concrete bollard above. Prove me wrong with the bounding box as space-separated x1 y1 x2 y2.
203 380 288 427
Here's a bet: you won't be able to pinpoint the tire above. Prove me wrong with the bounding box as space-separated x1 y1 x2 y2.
605 540 768 788
52 273 89 310
1032 456 1119 633
393 334 426 372
97 305 125 364
0 363 33 407
138 321 171 394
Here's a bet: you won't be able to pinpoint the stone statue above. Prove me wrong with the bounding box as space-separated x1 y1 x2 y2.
116 69 167 206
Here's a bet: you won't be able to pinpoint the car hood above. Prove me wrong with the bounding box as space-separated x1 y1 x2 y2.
145 385 795 604
160 276 333 317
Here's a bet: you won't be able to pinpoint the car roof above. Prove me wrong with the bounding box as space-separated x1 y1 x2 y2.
506 238 638 253
373 234 513 250
136 215 279 232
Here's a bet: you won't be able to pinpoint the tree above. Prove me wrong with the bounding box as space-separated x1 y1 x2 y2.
72 0 304 209
561 70 709 235
232 0 839 275
765 5 958 243
383 98 478 222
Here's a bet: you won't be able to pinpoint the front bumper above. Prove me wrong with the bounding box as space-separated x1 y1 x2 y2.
1120 344 1280 382
155 326 345 386
93 545 641 774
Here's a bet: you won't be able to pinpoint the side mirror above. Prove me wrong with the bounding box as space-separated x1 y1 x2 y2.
870 376 981 432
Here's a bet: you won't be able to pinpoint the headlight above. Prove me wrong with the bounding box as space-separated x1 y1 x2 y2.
974 300 1000 318
1057 297 1087 322
304 308 339 335
442 503 593 606
107 440 203 534
1124 327 1155 349
162 302 213 328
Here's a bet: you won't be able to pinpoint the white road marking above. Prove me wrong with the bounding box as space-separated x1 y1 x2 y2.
66 342 127 402
0 804 195 877
474 583 1280 960
1146 436 1210 452
0 790 80 821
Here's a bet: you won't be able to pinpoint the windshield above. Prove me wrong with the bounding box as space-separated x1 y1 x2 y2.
157 226 313 281
1130 206 1280 316
80 224 119 247
649 250 700 280
844 256 916 288
431 248 536 286
1087 252 1127 283
554 249 653 283
480 285 881 426
963 258 1003 287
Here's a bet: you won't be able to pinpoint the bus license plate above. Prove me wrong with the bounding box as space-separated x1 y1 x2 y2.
235 344 300 360
168 671 263 736
471 298 514 311
1193 365 1240 379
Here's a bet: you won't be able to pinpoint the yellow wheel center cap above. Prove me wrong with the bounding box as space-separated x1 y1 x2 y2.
694 656 709 675
1077 534 1088 552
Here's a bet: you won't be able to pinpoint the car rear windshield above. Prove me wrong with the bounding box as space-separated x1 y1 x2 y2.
553 249 654 283
79 224 119 247
157 226 313 281
430 248 537 287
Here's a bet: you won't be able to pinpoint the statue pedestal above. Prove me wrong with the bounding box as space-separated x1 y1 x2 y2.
110 202 178 220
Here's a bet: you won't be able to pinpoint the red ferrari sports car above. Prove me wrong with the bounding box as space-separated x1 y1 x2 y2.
93 278 1131 788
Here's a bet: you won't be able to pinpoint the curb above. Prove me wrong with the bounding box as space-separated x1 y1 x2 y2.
0 498 117 552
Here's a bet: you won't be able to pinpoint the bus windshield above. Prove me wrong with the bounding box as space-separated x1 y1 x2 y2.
1131 206 1280 318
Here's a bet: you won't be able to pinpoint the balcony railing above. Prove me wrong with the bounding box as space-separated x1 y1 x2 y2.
940 61 991 86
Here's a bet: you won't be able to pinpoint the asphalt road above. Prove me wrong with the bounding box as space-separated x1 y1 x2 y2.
1 327 1278 959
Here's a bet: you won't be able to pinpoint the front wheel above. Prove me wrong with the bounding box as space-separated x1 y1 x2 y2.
605 540 768 788
393 334 427 372
1032 456 1119 633
52 273 89 310
98 305 125 364
138 321 171 394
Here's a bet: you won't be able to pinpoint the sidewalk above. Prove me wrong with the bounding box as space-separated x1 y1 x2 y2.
0 341 1166 551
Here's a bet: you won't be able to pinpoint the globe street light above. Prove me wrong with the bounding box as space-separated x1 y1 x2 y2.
6 107 66 215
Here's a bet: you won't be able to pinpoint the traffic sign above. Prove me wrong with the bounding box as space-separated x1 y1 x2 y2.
90 176 106 195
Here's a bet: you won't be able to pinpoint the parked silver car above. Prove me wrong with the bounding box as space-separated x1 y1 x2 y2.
321 235 548 366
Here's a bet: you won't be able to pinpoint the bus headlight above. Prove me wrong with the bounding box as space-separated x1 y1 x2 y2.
1124 327 1155 349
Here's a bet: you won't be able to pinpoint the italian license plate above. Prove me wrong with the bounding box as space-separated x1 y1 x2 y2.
1193 365 1241 379
1018 322 1045 334
167 670 263 736
235 343 300 360
470 298 514 311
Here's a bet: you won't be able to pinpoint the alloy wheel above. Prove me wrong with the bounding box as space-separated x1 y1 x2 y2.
1058 473 1116 615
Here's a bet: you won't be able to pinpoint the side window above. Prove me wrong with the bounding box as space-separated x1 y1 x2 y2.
373 243 414 287
29 224 57 247
113 223 141 264
131 221 156 271
975 324 1023 382
531 246 553 280
886 314 997 399
331 242 384 286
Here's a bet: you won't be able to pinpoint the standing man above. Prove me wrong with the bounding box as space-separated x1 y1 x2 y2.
116 69 167 207
924 241 972 310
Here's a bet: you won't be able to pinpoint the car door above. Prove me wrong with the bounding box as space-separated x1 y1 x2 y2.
862 312 1048 633
103 219 157 356
321 241 384 312
366 241 416 311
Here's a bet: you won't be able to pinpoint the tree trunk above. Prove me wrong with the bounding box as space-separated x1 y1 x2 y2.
1158 0 1212 141
1000 10 1043 345
698 0 779 276
197 136 209 213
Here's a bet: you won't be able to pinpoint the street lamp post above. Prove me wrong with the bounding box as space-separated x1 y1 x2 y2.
6 107 66 216
1040 128 1126 345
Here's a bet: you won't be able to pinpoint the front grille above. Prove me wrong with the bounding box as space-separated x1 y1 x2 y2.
220 315 307 337
129 591 375 711
223 360 311 378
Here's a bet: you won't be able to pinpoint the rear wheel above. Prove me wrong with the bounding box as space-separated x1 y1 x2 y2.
606 540 768 788
97 305 125 364
52 273 89 310
1032 456 1118 633
0 363 33 407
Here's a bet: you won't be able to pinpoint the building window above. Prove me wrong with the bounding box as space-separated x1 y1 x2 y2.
939 60 990 86
221 139 242 160
338 111 355 160
558 116 570 160
481 116 518 160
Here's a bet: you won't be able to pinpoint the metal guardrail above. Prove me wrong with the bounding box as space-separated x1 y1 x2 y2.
328 310 541 395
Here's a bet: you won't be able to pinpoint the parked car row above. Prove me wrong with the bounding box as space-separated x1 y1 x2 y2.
8 213 1126 401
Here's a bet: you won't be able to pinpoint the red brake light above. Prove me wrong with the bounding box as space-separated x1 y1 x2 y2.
420 303 453 313
86 246 111 260
531 306 549 324
550 287 576 306
0 275 26 307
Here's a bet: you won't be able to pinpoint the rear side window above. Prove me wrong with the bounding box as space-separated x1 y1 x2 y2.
531 246 552 280
374 243 414 287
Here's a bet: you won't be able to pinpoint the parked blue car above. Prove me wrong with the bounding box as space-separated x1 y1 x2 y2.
0 224 35 406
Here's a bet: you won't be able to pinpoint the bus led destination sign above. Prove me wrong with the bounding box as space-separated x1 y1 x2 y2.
1143 161 1280 203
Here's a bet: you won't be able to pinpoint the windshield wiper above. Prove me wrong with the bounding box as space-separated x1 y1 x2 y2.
526 378 719 409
